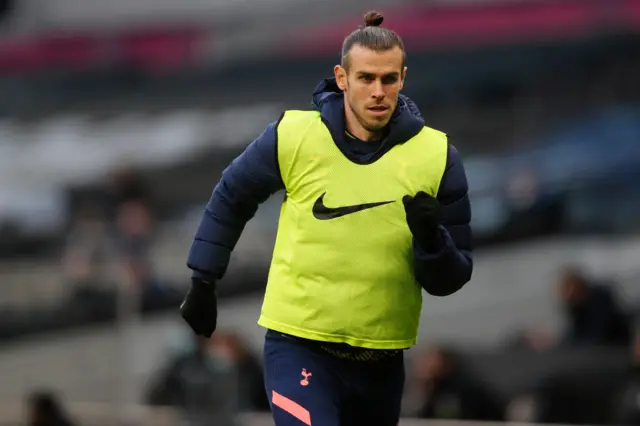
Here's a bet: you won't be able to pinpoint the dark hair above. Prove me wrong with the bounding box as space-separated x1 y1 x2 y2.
28 391 71 424
341 11 406 70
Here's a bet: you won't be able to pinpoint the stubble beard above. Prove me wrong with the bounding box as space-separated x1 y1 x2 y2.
347 99 387 134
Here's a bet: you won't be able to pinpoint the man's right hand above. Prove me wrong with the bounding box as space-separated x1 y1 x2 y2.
180 278 218 337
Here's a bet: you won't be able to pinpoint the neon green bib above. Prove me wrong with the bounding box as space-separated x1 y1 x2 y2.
257 110 448 349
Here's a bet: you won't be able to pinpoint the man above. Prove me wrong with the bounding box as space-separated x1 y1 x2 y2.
181 10 473 426
557 266 631 347
407 347 504 421
145 334 239 426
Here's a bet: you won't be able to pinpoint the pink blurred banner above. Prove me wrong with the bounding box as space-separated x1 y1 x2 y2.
286 0 640 55
0 26 210 73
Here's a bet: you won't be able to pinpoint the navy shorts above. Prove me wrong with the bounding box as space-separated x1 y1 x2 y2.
263 330 405 426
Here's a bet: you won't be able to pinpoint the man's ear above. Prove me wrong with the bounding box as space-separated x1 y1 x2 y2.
400 66 407 91
334 65 347 91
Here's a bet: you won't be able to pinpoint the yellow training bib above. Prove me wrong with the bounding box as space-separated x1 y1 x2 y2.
257 110 448 349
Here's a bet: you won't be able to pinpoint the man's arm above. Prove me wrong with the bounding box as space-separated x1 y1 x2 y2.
187 119 285 281
413 144 473 296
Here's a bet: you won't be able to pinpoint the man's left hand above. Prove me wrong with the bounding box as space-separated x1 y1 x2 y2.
402 191 441 247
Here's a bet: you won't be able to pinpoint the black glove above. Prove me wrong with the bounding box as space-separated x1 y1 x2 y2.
402 191 442 249
180 278 218 337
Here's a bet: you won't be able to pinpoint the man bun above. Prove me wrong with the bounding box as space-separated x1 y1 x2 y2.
363 10 384 27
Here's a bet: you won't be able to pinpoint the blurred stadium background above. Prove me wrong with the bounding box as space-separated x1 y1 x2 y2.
0 0 639 425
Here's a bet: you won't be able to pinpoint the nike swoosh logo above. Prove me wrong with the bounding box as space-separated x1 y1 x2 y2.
312 192 395 220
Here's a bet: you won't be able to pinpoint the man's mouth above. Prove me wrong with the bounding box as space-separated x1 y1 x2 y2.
368 105 389 115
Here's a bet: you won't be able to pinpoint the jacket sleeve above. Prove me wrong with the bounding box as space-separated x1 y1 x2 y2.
187 118 285 281
413 143 473 296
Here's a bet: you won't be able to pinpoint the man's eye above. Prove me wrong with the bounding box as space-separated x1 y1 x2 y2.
382 76 398 84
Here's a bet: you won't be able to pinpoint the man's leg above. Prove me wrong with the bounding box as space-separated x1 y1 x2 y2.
342 353 405 426
263 331 343 426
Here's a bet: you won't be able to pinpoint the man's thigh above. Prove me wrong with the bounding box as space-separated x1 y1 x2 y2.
263 331 342 426
343 355 405 426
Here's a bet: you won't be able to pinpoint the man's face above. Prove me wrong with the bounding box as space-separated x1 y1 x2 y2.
633 332 640 365
558 274 587 308
334 44 406 135
414 348 451 382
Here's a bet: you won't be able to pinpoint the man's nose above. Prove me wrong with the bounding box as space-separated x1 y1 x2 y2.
372 81 385 99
